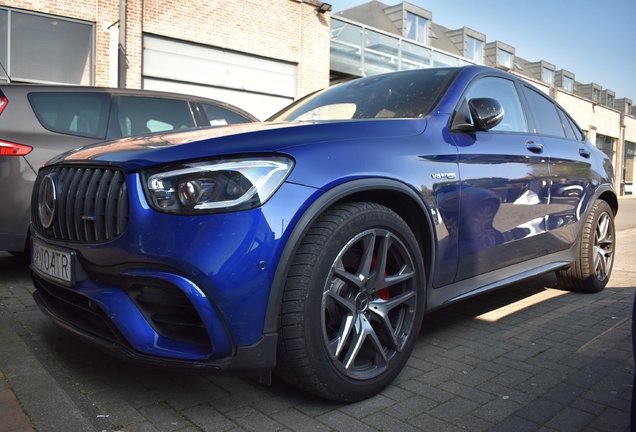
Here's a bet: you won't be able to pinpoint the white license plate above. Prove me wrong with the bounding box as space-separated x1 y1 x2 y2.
32 240 74 285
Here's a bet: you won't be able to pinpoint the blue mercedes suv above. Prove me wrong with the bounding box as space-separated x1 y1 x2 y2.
29 65 617 402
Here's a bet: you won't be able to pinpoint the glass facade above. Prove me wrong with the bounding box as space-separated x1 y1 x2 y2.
364 30 400 76
330 19 365 76
401 41 432 69
0 8 94 85
331 17 473 79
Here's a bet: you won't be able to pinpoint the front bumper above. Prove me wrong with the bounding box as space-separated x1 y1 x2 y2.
30 174 320 370
32 277 277 372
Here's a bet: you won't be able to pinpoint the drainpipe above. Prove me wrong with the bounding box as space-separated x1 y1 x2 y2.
118 0 127 88
618 113 626 195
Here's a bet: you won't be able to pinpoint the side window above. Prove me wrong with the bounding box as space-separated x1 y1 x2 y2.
116 96 195 137
201 103 252 126
28 92 110 139
460 76 528 132
523 87 565 137
557 108 583 141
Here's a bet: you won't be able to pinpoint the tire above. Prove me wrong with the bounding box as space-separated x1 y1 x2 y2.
556 200 615 293
275 202 425 402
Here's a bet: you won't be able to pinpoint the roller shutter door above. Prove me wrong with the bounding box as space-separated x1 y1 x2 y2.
142 35 296 120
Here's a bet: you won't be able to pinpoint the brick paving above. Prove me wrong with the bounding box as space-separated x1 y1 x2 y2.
0 222 634 431
0 369 34 432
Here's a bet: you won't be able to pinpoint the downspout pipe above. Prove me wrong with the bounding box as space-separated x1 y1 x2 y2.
118 0 126 88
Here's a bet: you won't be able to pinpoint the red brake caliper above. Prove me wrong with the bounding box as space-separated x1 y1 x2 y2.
371 257 390 300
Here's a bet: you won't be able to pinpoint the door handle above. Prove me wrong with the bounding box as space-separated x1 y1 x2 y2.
579 148 591 158
525 141 544 154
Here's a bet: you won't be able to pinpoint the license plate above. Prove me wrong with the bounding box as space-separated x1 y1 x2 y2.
32 240 74 286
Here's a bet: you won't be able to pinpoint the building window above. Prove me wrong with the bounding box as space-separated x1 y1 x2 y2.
0 8 94 85
606 94 614 108
466 36 483 63
592 89 601 103
542 67 554 86
596 134 614 160
0 9 6 81
497 49 513 68
406 12 427 44
562 75 573 92
624 141 635 195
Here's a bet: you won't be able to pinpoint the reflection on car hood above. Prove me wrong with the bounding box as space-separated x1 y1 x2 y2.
48 119 427 171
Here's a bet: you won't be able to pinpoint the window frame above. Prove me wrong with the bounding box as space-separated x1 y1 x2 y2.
466 36 483 63
562 75 574 92
451 74 529 134
406 12 428 44
542 67 554 87
113 95 197 137
0 7 95 85
556 107 583 141
521 84 569 138
28 91 111 139
497 49 513 69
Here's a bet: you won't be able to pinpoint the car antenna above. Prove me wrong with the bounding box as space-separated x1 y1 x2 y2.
0 61 11 83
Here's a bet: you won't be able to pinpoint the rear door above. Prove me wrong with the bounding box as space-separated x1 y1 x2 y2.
521 85 595 251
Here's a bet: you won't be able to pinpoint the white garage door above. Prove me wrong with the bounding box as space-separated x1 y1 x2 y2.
142 35 297 120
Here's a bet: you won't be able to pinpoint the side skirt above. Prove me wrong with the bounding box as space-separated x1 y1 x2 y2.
426 246 576 312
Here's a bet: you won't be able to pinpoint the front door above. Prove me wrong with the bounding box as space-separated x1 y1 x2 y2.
450 76 550 282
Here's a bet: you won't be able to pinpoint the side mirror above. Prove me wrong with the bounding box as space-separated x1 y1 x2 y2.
468 98 504 131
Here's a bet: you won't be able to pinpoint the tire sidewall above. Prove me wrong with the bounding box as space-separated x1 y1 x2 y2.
581 200 614 292
301 204 425 401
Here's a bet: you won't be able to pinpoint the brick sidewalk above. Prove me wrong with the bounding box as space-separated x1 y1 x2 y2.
0 227 634 431
0 370 34 432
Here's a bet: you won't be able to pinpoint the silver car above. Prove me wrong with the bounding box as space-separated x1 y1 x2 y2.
0 84 257 253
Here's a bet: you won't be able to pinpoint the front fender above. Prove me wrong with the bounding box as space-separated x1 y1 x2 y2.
263 178 435 335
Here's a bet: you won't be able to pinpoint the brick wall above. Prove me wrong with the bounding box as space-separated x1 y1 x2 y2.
1 0 330 97
140 0 330 97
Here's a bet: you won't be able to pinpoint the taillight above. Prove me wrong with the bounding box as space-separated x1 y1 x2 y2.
0 140 33 156
0 95 6 115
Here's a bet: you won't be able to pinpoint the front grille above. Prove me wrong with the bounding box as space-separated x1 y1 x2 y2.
32 166 129 243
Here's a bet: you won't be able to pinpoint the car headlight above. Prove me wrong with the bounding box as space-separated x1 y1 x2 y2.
143 156 294 214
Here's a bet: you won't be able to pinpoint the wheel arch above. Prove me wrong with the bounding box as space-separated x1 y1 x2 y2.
263 178 435 334
597 188 618 216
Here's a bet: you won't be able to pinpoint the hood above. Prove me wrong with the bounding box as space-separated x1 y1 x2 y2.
47 119 427 172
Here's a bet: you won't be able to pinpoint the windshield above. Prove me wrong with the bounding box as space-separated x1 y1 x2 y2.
269 67 459 122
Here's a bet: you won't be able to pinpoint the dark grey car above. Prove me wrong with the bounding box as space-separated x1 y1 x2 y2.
0 84 257 253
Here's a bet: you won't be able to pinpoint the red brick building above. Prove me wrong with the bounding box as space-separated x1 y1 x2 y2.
0 0 332 120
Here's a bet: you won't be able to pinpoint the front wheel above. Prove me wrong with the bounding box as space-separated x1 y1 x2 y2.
276 202 426 402
556 200 615 293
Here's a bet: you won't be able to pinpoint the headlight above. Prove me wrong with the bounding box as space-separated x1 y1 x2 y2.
143 156 294 214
